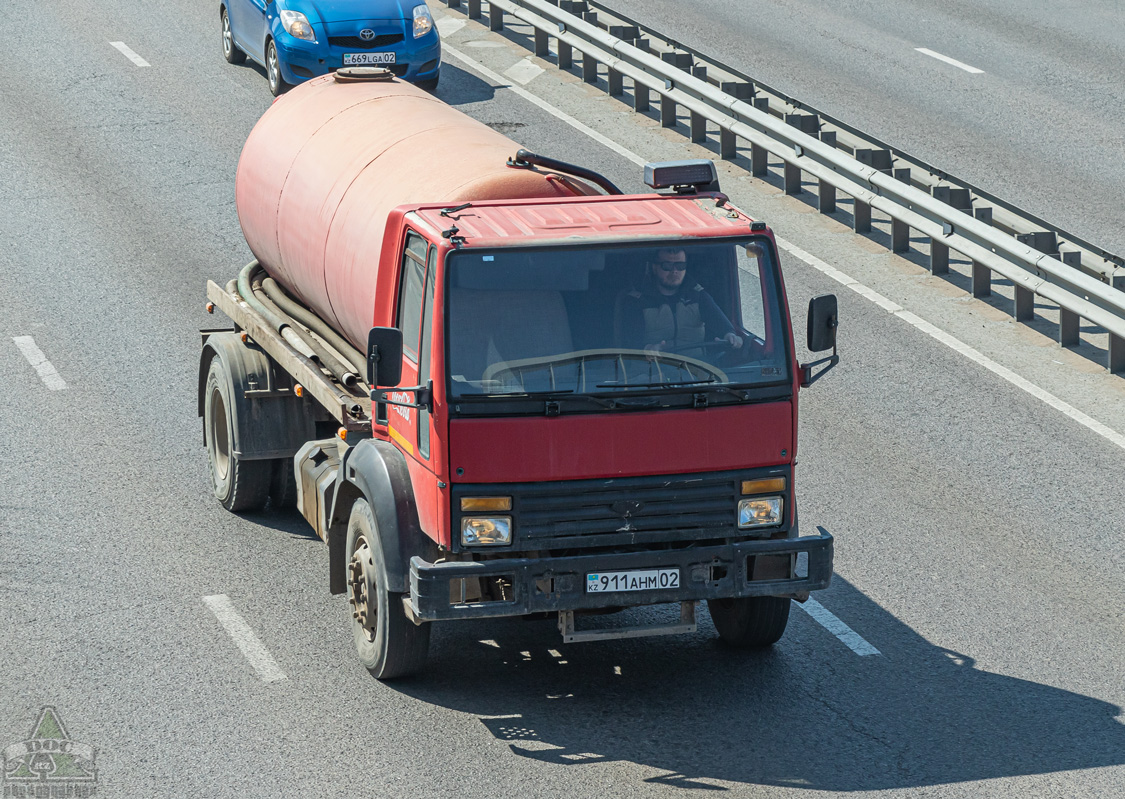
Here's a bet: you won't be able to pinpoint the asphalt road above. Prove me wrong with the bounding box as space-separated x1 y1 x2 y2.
1 2 1123 797
605 0 1125 256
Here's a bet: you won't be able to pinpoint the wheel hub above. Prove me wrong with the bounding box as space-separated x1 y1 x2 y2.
347 540 377 637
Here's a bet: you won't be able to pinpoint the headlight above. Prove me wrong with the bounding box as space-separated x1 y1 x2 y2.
461 517 512 546
738 497 783 528
279 10 316 41
413 4 434 38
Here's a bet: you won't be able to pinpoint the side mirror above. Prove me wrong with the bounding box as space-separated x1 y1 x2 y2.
807 294 838 353
367 327 403 387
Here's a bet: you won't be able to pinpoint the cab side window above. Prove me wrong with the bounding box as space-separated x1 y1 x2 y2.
397 232 428 362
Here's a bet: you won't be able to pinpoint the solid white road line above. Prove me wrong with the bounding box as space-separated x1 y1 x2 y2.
798 599 881 656
203 595 288 682
13 336 67 391
110 41 151 67
915 48 984 74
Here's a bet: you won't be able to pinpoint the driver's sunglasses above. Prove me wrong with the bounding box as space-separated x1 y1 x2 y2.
655 262 687 272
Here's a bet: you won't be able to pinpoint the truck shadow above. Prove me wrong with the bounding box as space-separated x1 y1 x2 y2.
392 576 1125 791
431 63 498 105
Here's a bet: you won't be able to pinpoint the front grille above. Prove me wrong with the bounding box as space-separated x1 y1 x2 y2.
453 468 788 552
330 34 403 49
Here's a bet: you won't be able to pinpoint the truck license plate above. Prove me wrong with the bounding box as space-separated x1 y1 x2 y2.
343 52 395 66
586 568 679 593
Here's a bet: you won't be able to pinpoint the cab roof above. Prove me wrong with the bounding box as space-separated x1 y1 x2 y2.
413 193 760 247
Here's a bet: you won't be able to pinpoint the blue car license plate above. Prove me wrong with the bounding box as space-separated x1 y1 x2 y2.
343 52 396 66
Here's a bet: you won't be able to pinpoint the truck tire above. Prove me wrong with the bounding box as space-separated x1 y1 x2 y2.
707 596 791 648
204 358 272 512
345 498 430 679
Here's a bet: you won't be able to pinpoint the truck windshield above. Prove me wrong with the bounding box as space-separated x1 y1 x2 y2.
446 237 791 399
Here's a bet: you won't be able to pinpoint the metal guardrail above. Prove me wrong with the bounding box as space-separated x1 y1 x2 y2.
444 0 1125 374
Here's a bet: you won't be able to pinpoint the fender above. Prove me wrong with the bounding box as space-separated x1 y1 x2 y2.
327 438 433 595
198 332 319 460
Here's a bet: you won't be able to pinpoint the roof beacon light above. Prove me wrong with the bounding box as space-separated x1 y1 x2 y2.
644 159 720 193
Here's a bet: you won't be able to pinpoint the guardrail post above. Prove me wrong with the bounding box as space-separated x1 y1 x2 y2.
661 93 677 127
1110 334 1125 373
607 67 623 95
1014 232 1056 322
818 131 837 213
558 40 573 70
854 150 892 234
971 207 993 296
488 1 502 30
690 67 708 142
890 168 911 252
446 0 461 8
929 187 972 275
660 53 691 128
784 114 817 195
467 0 481 17
634 80 649 111
1057 251 1082 347
751 98 769 176
582 50 598 83
534 27 549 57
720 82 752 161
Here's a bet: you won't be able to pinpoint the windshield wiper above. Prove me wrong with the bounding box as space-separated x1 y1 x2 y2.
595 378 716 389
595 379 765 401
475 389 617 409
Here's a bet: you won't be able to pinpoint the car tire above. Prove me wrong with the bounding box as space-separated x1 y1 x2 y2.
707 596 791 648
221 7 246 65
416 75 440 93
266 40 289 97
346 499 430 679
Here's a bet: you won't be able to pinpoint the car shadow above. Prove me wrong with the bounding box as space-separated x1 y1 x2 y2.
388 575 1125 791
431 62 497 105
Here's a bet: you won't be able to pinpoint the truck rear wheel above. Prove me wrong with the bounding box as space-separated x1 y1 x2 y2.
204 358 272 512
707 596 791 648
346 498 430 679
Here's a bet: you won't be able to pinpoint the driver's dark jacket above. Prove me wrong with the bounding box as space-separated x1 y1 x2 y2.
615 282 736 354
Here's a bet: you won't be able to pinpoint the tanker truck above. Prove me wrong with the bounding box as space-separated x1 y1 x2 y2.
199 67 839 679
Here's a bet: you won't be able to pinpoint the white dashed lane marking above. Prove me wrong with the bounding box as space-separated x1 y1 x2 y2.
13 336 67 391
203 595 288 682
110 41 151 67
915 48 984 74
798 599 882 656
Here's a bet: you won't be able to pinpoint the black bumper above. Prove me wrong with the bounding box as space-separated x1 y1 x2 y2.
408 531 833 621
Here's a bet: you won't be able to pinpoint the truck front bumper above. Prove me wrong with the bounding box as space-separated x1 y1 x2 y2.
408 531 833 621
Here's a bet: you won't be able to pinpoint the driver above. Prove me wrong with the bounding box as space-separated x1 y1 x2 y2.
614 248 743 358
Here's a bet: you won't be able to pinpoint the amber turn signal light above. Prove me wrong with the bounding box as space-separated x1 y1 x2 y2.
741 477 786 495
460 497 513 512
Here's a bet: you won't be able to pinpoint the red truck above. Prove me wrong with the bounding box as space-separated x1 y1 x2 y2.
199 68 838 678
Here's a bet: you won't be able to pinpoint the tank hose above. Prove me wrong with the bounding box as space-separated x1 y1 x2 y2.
246 266 363 390
236 261 364 393
261 276 369 383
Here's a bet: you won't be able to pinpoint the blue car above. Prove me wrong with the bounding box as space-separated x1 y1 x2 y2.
221 0 441 96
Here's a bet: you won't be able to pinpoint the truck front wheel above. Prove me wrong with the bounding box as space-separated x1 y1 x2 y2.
345 499 430 679
204 358 272 512
707 596 791 648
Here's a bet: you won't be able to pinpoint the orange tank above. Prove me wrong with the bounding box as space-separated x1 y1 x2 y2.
236 72 590 350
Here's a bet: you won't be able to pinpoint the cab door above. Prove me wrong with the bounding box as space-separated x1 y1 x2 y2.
392 231 440 537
